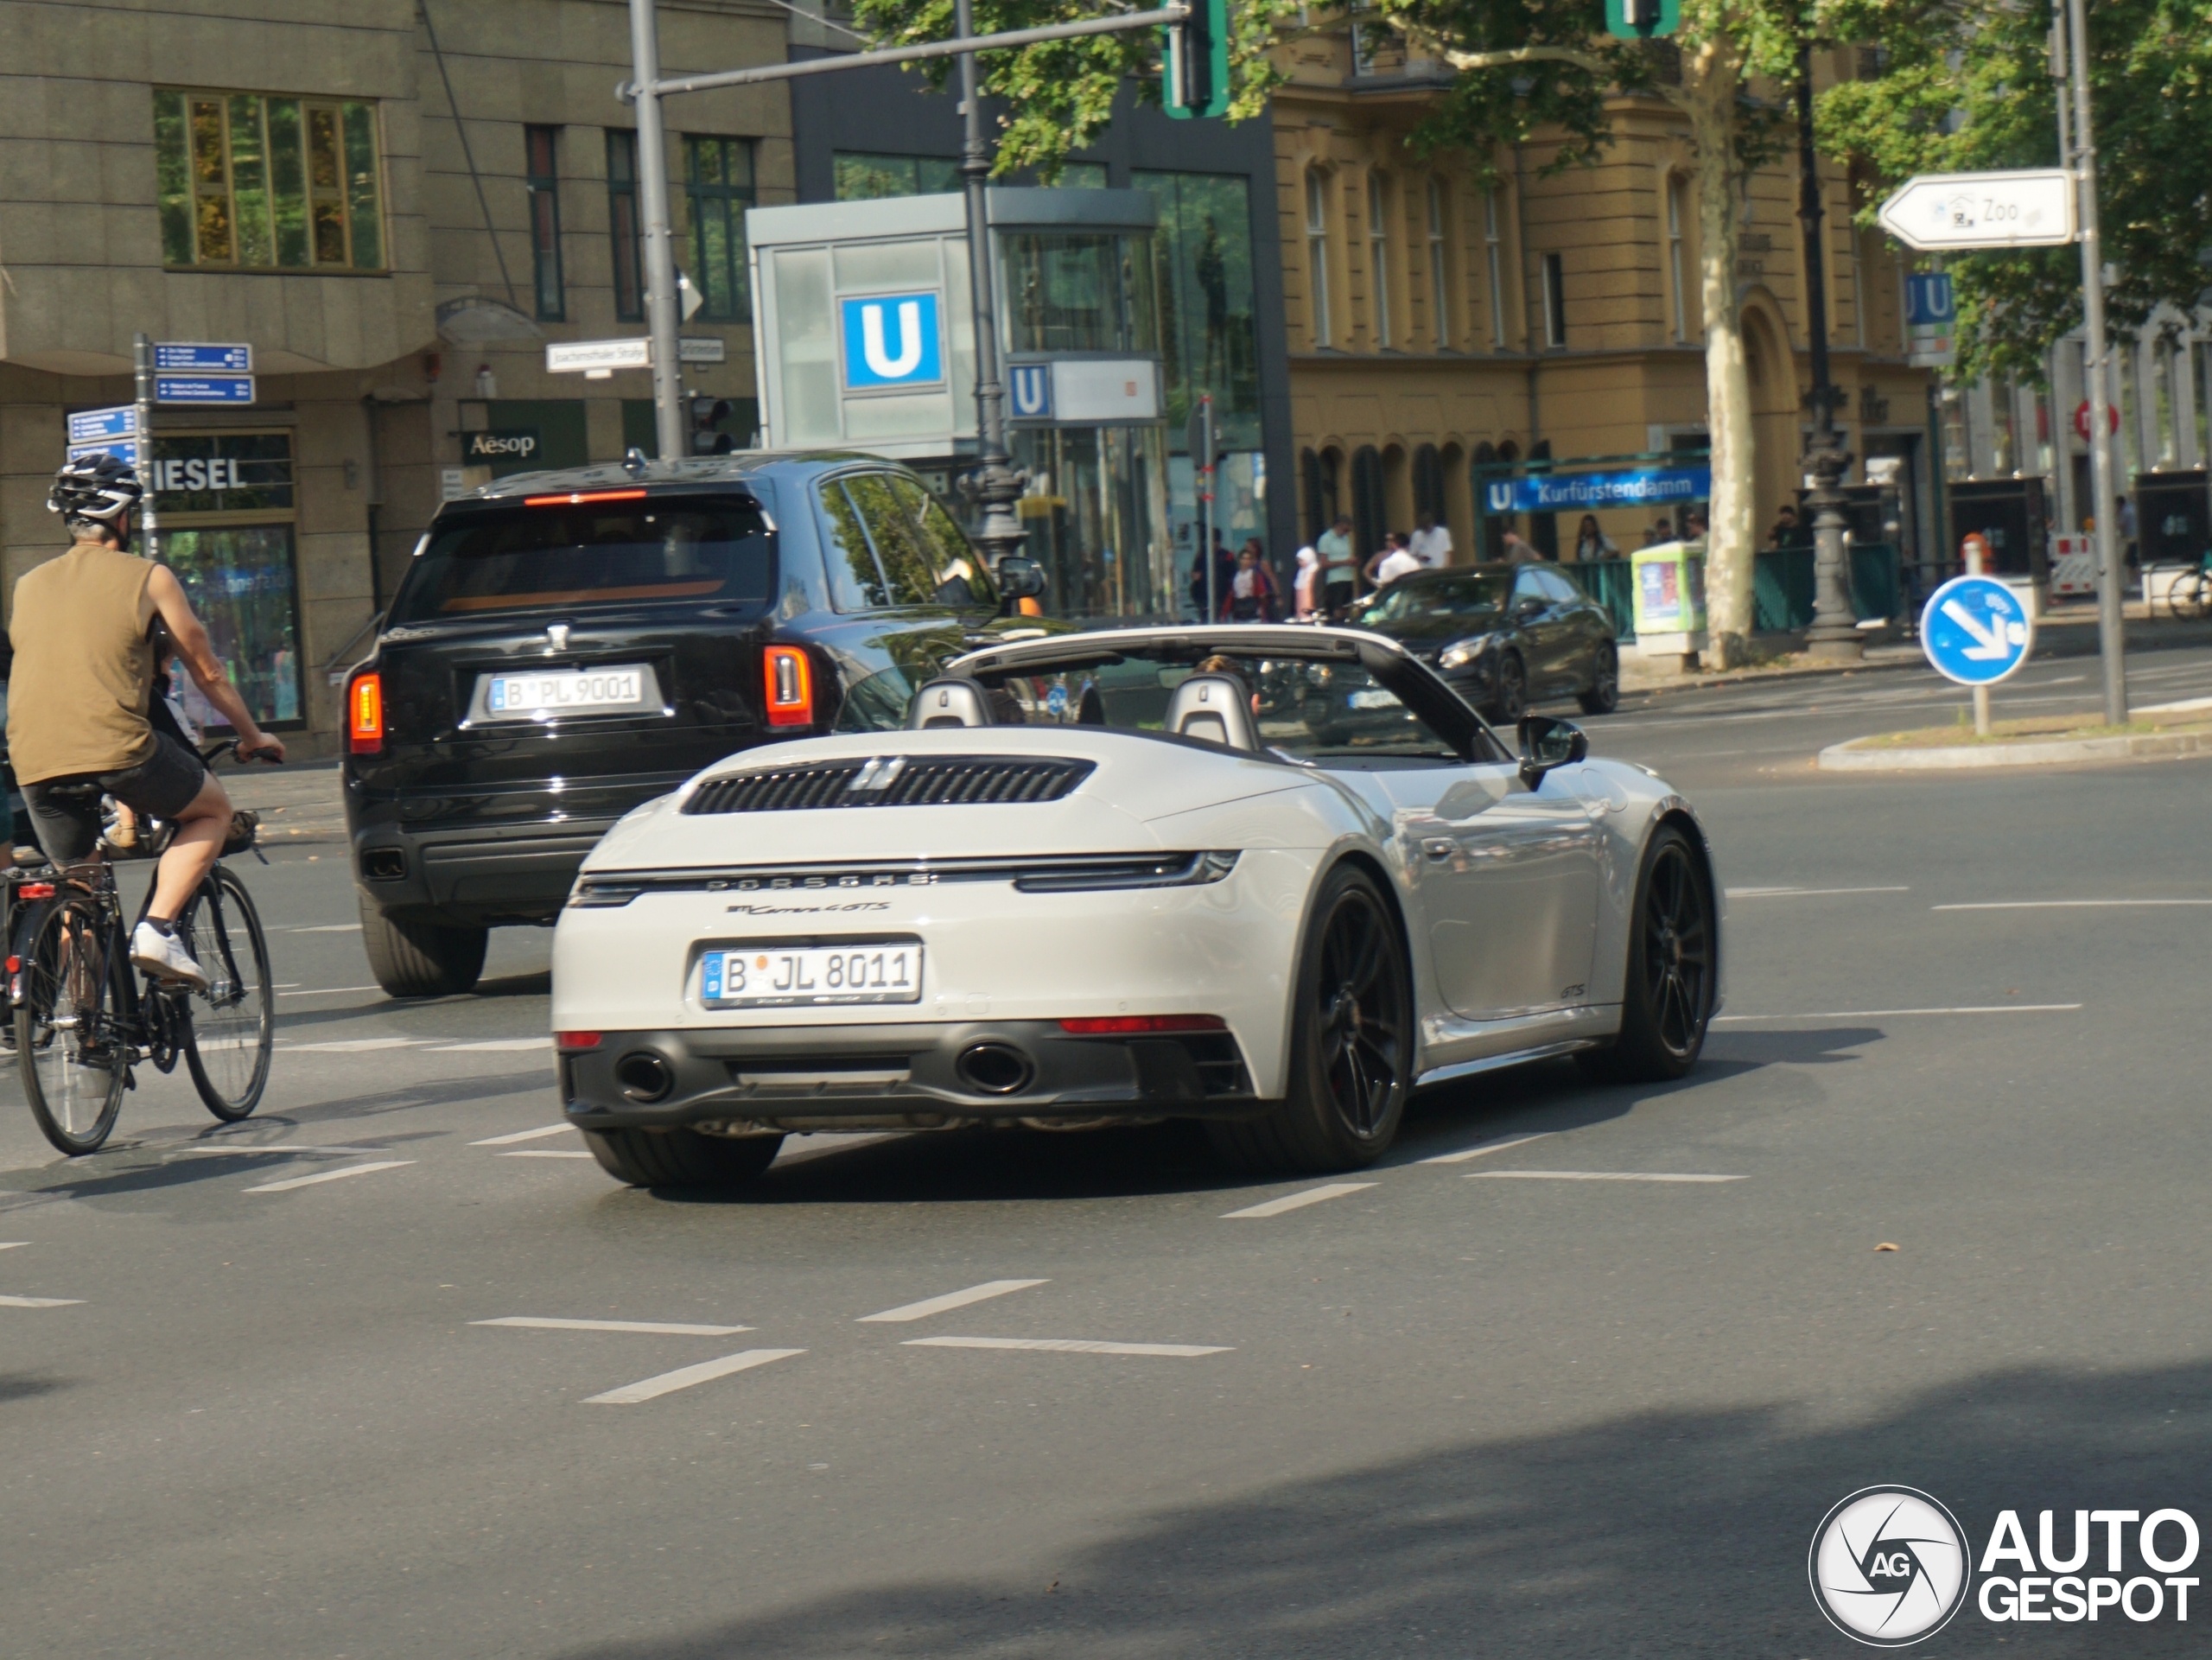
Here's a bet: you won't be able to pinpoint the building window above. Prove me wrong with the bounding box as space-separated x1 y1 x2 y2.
525 126 563 321
1351 445 1386 565
1367 174 1391 348
1306 169 1332 347
1667 176 1688 341
1413 443 1443 521
1848 226 1866 347
607 130 644 321
1427 178 1452 347
1135 170 1260 451
154 89 385 270
1542 251 1567 348
834 151 963 200
1483 189 1508 348
684 135 755 321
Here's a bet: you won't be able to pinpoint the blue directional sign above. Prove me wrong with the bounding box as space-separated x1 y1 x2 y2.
1484 466 1710 514
66 438 138 469
67 404 138 444
155 341 251 372
1920 575 2032 685
155 373 255 405
839 292 944 391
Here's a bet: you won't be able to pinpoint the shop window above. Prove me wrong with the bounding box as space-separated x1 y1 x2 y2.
684 136 755 320
1134 170 1260 453
1351 445 1385 560
155 89 384 270
1300 448 1323 543
834 152 963 200
162 525 302 728
1413 444 1443 521
607 130 643 321
526 126 564 321
1002 232 1156 355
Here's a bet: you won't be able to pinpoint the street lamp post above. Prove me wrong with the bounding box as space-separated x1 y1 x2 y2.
954 0 1027 572
1796 47 1862 664
628 0 686 461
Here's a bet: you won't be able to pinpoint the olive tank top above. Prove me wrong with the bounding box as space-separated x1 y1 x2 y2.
5 543 159 784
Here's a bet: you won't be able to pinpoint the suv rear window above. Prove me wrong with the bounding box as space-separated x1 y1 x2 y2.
392 495 774 623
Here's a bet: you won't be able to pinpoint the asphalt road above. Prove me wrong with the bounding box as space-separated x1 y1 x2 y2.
7 654 2212 1658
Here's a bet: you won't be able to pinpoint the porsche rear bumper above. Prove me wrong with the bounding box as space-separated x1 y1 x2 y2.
559 1020 1258 1131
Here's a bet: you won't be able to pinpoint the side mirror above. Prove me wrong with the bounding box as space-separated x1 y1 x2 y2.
995 557 1046 602
1515 595 1545 618
1516 713 1589 789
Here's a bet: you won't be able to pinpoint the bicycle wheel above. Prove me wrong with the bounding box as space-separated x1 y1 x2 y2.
17 901 128 1155
2172 571 2209 620
180 864 274 1121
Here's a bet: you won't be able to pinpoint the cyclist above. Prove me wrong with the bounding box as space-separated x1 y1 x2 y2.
6 454 284 990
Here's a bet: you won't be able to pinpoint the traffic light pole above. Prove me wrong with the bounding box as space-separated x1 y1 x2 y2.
954 0 1024 570
627 0 687 462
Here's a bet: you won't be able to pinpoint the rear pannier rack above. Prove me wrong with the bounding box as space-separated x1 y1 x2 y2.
683 755 1095 813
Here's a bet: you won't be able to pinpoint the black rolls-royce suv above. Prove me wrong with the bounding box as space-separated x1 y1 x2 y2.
342 451 1042 997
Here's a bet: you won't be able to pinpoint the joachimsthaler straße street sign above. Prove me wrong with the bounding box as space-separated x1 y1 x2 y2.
1877 169 2076 251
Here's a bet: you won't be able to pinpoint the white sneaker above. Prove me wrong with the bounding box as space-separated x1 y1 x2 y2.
130 922 208 992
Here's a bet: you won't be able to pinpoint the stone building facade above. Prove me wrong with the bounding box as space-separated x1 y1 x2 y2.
1271 26 1941 573
0 0 789 752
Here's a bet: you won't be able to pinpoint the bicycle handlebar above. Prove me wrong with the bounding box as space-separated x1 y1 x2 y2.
202 739 282 766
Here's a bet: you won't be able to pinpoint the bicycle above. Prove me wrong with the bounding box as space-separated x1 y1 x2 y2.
2166 559 2212 620
10 740 277 1154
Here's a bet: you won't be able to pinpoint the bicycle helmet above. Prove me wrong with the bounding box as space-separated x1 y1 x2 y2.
48 450 144 526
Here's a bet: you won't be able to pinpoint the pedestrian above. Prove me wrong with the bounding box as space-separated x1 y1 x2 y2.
1187 528 1237 620
1408 512 1453 569
1501 527 1541 563
1768 503 1808 550
1684 509 1708 540
2120 494 2139 571
1364 531 1422 588
1293 545 1320 620
1226 541 1280 620
1316 514 1359 614
1573 514 1618 562
1643 520 1674 548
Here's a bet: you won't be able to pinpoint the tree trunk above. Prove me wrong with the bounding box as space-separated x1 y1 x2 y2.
1684 46 1755 668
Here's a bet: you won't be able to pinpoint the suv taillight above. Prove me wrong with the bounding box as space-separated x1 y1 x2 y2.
763 646 813 728
348 671 384 754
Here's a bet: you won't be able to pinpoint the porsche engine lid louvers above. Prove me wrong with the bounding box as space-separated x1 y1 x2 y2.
683 755 1095 814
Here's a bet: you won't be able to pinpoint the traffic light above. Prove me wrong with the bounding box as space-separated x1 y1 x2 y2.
1605 0 1678 36
690 397 735 455
1164 0 1231 120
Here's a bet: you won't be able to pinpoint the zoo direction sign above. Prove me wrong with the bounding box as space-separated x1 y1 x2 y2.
1876 169 2077 251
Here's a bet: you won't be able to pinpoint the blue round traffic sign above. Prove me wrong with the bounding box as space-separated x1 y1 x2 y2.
1920 575 2032 685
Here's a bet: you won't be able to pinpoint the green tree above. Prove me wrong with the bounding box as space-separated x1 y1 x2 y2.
1818 0 2212 382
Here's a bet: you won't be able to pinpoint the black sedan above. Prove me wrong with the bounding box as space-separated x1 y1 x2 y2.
1353 562 1619 722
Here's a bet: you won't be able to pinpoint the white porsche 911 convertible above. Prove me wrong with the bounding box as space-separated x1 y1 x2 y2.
550 624 1719 1189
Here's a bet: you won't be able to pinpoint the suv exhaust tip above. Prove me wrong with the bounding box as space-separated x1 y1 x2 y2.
614 1050 676 1103
954 1041 1035 1097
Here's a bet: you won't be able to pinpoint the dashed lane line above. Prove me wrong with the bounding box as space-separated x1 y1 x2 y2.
172 1144 391 1157
905 1336 1232 1358
276 986 387 998
245 1161 416 1194
1223 1182 1378 1219
0 1243 30 1250
1715 1004 2082 1021
474 1317 753 1337
275 924 364 933
1418 1134 1553 1166
1467 1170 1746 1183
430 1039 551 1053
583 1348 805 1405
500 1150 595 1160
0 1294 84 1307
1933 900 2212 910
277 1037 423 1053
859 1280 1049 1323
471 1125 575 1147
1726 886 1911 898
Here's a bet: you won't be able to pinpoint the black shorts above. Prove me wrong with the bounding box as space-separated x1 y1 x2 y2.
22 734 207 864
1323 580 1355 612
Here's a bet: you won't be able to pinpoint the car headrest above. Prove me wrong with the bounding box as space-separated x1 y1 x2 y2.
1162 673 1261 752
1075 684 1107 725
906 677 992 729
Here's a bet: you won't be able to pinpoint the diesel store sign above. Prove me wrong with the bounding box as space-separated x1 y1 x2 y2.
146 432 294 515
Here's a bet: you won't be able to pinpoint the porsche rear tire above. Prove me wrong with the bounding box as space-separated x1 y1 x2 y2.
583 1126 785 1189
1577 824 1716 1084
1208 865 1411 1174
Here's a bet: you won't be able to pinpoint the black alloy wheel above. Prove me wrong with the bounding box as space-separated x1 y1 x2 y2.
1489 652 1528 723
1579 824 1716 1083
1578 640 1620 716
1208 865 1411 1173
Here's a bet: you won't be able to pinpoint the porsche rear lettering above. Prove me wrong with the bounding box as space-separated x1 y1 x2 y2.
725 900 892 915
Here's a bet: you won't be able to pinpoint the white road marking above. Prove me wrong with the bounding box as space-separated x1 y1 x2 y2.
1726 886 1911 898
470 1124 575 1147
429 1038 552 1052
1419 1134 1554 1166
1222 1182 1378 1219
474 1316 752 1337
2138 696 2212 713
858 1279 1049 1324
0 1242 26 1250
904 1336 1232 1358
276 1037 425 1053
173 1144 391 1157
278 923 364 933
1715 1004 2082 1021
1933 900 2212 911
276 985 387 998
500 1150 595 1160
583 1347 805 1405
245 1160 415 1193
1467 1170 1746 1183
0 1294 83 1308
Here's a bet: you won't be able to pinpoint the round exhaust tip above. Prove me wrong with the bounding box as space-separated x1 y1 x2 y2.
614 1050 675 1103
955 1041 1035 1097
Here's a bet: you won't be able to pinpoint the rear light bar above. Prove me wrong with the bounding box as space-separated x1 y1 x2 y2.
522 488 648 507
555 1031 603 1052
1057 1014 1228 1035
14 885 54 902
348 671 384 754
763 645 814 728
